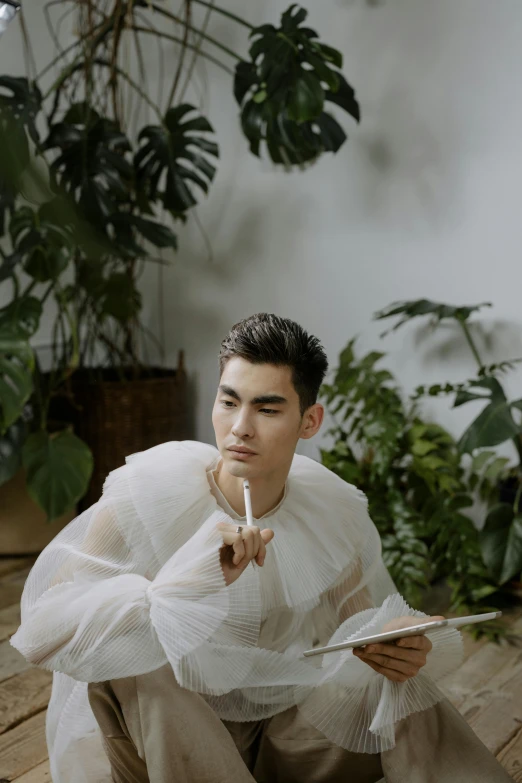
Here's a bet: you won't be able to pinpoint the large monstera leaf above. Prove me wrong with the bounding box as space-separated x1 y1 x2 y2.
233 4 360 165
0 77 42 233
43 103 178 256
22 430 93 522
9 202 74 282
43 103 134 226
135 104 219 214
0 293 40 439
456 377 521 454
0 324 34 434
0 76 42 145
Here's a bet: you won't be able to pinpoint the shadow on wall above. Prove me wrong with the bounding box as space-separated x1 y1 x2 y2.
350 85 458 231
411 318 522 368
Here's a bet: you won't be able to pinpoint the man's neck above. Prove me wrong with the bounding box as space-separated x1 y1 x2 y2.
213 459 286 520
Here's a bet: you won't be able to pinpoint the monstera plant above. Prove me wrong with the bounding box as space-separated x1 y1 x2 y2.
0 2 360 522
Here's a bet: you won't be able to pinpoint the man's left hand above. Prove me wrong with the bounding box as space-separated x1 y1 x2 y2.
353 615 445 683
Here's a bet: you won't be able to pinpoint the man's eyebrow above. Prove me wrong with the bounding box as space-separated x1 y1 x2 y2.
218 385 288 405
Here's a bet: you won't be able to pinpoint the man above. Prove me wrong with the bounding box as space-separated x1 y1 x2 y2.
10 314 513 783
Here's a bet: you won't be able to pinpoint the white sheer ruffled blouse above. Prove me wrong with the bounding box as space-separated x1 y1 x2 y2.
9 440 464 783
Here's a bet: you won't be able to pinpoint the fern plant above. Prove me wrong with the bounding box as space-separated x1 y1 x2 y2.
320 339 508 643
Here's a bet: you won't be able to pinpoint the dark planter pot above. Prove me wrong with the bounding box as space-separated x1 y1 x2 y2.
50 351 193 512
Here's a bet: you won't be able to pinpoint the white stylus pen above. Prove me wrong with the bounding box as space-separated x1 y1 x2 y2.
243 479 257 569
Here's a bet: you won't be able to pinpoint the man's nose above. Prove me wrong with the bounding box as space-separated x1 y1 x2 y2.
231 409 254 437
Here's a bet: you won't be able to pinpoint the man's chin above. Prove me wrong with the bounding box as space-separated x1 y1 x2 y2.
223 454 257 474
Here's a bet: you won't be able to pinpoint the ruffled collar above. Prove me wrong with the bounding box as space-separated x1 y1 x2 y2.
122 440 375 610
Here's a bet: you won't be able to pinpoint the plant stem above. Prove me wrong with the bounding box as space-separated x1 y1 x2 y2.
513 480 522 515
460 319 522 470
149 3 242 60
131 26 234 75
35 19 106 82
46 57 164 121
190 0 254 29
459 319 483 368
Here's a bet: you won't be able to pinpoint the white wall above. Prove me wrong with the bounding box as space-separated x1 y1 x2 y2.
2 0 522 469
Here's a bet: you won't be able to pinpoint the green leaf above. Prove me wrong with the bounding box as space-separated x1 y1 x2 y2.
471 450 497 473
43 110 133 233
458 400 520 453
454 390 489 407
0 324 34 433
0 414 28 486
315 43 343 68
288 71 325 123
101 273 142 322
374 298 493 338
136 105 218 214
411 439 439 457
130 216 177 249
0 296 42 338
304 53 340 91
0 76 42 143
480 504 522 584
484 457 511 483
22 430 93 521
324 72 359 122
24 246 70 282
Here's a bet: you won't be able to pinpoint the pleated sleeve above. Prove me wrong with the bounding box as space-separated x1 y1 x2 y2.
9 468 239 684
296 546 465 754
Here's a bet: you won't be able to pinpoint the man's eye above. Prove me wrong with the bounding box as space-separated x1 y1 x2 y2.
260 409 278 415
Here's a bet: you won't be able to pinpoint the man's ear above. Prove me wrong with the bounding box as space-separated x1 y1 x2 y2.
299 403 324 440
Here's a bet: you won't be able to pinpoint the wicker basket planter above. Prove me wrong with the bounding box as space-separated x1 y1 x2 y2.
0 352 193 556
69 352 192 511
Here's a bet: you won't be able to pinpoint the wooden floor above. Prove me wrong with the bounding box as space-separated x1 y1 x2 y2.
0 556 521 782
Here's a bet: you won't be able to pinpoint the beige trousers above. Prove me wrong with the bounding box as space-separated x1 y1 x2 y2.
87 662 514 783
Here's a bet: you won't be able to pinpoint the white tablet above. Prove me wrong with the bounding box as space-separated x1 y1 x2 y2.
302 611 502 658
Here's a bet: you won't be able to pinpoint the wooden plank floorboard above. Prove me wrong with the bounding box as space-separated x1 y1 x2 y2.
0 568 32 613
0 558 37 580
0 710 48 781
11 758 52 783
496 727 522 782
0 603 22 644
0 668 53 735
0 641 33 684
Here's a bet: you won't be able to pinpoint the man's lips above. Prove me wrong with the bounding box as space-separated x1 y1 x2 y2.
228 447 257 455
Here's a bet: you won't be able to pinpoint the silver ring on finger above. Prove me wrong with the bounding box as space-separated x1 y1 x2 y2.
236 525 243 534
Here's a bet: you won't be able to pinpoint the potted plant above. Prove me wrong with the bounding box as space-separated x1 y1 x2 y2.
374 299 522 594
319 338 512 643
0 3 360 551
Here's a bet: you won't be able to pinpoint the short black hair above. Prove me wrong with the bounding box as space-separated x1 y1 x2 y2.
218 313 329 417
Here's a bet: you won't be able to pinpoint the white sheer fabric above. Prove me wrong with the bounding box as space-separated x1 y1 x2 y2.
10 440 464 782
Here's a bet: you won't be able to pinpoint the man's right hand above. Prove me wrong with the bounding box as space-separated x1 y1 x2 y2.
216 522 275 586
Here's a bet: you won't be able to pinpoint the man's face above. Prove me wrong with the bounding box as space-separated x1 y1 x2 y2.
212 356 323 481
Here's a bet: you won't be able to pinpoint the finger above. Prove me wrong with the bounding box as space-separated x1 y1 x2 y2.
261 528 275 545
232 534 246 565
356 657 409 683
241 527 258 562
256 535 266 566
357 652 420 677
396 635 432 652
249 526 262 561
362 644 425 666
